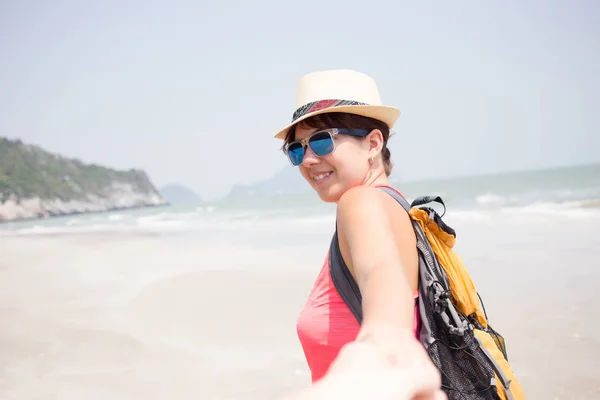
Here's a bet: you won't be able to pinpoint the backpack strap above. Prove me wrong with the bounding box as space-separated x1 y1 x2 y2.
329 186 412 325
329 230 363 323
377 186 412 212
409 194 456 238
410 195 447 217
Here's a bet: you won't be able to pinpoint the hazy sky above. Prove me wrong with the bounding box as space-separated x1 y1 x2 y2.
1 0 598 200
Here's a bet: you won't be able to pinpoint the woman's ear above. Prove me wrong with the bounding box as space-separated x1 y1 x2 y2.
366 129 384 158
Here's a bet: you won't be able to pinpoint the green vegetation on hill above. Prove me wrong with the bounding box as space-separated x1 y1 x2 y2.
0 137 160 203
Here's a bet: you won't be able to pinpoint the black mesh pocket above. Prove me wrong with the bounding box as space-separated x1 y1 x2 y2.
422 288 501 400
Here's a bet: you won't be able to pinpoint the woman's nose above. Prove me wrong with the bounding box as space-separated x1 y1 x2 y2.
301 146 320 167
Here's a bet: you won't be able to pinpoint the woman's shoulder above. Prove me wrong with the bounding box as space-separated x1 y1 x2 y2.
337 185 407 220
335 185 413 246
337 185 392 208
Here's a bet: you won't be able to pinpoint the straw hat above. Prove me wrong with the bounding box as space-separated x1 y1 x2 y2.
273 69 401 140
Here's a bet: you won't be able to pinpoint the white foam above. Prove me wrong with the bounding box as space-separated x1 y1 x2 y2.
475 193 509 206
500 202 600 219
107 214 129 221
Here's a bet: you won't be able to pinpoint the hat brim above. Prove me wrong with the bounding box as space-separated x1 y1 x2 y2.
273 105 401 140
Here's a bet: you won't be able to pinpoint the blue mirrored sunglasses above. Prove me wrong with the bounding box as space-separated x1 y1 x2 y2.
284 128 370 166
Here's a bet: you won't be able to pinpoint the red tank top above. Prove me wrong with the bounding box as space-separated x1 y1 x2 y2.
296 243 420 383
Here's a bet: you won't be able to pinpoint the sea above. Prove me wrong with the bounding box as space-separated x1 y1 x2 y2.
2 163 599 237
1 163 599 400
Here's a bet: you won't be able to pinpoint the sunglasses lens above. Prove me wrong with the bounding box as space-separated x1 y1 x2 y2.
309 131 334 157
287 142 304 166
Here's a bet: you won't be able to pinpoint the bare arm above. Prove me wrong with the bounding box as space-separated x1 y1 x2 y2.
279 187 442 398
336 186 418 347
278 187 446 400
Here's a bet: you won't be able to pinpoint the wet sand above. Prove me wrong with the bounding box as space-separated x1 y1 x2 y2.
0 212 599 399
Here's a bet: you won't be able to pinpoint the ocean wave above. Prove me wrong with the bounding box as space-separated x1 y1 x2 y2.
475 193 511 207
499 201 600 218
2 194 600 237
473 189 600 209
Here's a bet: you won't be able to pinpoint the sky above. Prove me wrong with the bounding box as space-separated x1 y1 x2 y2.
1 0 599 200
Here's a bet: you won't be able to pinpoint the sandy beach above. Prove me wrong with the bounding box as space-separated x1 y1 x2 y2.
1 209 599 399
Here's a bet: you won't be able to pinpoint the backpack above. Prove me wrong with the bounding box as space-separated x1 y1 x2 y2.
329 186 525 400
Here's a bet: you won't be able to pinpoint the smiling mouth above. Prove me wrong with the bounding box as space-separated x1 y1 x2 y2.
311 171 333 183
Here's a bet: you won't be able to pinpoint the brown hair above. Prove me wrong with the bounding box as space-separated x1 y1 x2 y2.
284 112 394 176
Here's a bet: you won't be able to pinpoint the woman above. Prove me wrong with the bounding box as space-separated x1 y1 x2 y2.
273 69 445 399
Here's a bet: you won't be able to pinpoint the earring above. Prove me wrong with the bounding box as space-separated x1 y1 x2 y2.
368 156 374 166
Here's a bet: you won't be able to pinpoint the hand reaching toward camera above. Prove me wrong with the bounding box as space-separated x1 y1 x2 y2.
283 329 446 400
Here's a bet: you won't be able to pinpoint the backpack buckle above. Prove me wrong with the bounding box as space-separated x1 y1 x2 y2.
435 294 468 336
428 208 435 222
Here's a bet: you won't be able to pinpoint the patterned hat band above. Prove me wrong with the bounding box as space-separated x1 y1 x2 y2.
291 99 369 123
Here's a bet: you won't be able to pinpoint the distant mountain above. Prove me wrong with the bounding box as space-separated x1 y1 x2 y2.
0 137 167 222
224 166 310 199
220 161 600 211
160 184 202 205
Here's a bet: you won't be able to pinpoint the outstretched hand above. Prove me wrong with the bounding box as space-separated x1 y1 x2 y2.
283 329 446 400
316 330 446 400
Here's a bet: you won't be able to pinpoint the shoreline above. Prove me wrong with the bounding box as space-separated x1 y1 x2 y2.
0 202 170 225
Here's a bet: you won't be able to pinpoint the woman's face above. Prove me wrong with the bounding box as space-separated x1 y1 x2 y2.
293 123 380 203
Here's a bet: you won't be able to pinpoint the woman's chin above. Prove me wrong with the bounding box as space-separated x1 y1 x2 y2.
315 185 343 203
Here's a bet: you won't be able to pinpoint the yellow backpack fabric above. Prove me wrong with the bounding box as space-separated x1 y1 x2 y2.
409 207 525 400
